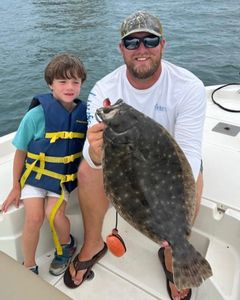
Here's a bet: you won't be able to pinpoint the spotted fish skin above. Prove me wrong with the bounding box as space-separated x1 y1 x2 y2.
96 99 212 289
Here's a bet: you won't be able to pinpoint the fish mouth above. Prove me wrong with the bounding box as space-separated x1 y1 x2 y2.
95 99 124 123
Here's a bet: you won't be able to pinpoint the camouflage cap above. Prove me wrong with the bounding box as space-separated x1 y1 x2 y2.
121 11 163 39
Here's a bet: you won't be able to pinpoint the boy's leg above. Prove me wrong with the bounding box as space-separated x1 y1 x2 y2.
46 197 70 244
46 196 77 276
68 159 109 285
22 197 45 268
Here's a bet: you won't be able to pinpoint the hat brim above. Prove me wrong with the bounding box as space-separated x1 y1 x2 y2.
121 28 162 39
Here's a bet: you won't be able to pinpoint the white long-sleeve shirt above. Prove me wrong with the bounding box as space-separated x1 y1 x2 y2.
83 60 207 180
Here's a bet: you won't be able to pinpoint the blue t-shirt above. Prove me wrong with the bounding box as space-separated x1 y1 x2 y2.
13 106 45 151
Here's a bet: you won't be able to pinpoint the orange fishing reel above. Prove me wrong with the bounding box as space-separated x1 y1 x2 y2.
106 212 126 257
106 228 126 257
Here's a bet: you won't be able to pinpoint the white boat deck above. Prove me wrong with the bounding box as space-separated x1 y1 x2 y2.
0 85 240 300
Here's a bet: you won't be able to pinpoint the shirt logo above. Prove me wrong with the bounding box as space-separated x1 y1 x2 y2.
154 104 167 112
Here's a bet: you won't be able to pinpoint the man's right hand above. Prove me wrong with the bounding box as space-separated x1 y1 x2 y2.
87 122 107 166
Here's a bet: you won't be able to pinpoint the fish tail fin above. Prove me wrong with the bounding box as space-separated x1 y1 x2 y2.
172 241 213 289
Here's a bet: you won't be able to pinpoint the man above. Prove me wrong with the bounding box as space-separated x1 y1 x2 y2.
64 11 206 300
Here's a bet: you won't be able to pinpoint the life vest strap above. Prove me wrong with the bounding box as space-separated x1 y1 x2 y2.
20 160 38 188
45 131 85 143
22 163 77 183
27 151 82 164
35 152 45 180
49 182 65 256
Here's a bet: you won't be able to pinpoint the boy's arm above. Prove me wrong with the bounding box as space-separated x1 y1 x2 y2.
1 149 27 212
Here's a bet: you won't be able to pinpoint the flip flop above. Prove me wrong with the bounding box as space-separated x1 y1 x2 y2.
158 247 192 300
64 242 108 288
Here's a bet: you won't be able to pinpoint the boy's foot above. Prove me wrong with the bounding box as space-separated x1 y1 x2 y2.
29 265 39 275
23 262 39 275
49 234 77 276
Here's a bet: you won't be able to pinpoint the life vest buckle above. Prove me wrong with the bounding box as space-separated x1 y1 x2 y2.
63 155 74 164
63 132 74 139
64 174 75 182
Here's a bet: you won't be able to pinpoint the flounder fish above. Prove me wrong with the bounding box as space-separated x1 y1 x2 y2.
96 99 212 289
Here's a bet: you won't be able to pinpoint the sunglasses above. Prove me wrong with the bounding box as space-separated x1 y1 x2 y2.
123 35 162 50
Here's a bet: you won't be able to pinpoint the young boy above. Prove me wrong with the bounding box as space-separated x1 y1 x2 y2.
2 53 87 276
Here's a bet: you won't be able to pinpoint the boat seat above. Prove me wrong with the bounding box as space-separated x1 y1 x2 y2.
0 251 71 300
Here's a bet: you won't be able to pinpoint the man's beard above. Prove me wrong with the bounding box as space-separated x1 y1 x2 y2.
127 60 160 80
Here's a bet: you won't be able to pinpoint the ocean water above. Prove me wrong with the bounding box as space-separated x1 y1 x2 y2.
0 0 239 136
